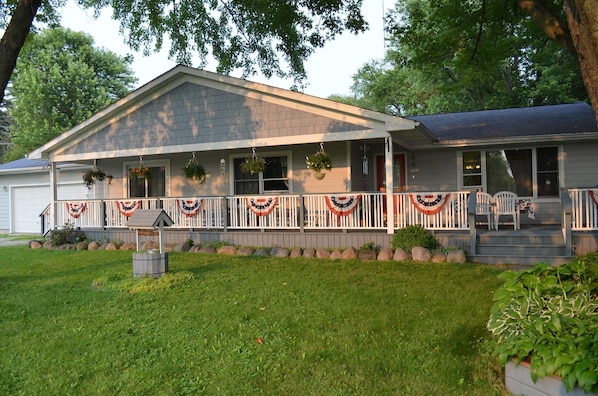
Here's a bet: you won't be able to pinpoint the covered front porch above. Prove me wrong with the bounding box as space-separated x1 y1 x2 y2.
41 188 598 265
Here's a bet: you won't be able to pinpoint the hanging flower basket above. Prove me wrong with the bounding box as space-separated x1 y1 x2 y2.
241 148 266 175
182 159 207 183
306 148 332 179
129 167 151 179
82 169 106 188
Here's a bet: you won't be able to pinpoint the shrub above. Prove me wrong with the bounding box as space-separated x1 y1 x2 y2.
391 225 438 251
49 223 84 246
487 256 598 393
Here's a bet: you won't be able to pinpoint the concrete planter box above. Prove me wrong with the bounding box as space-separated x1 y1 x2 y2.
506 360 596 396
132 252 169 278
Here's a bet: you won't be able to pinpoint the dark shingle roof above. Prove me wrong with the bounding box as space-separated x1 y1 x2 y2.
407 102 598 141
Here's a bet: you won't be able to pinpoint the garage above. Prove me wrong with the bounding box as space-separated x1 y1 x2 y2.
11 185 50 234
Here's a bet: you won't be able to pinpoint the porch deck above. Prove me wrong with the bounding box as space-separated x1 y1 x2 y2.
41 189 598 266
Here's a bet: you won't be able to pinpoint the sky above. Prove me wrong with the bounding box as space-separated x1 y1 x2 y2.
60 0 392 99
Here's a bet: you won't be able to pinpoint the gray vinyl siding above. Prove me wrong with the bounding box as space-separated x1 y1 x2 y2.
563 142 598 188
59 82 369 157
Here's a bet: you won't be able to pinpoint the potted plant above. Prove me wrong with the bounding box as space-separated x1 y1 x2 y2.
82 168 106 188
240 156 266 175
306 149 332 180
487 257 598 395
182 159 207 183
129 166 151 179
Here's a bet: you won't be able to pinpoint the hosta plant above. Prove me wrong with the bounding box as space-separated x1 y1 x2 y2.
487 256 598 394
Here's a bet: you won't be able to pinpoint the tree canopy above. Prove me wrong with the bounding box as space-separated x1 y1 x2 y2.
3 27 136 162
0 0 367 105
343 0 589 116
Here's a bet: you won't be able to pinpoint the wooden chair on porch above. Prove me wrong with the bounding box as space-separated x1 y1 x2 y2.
493 191 520 230
476 191 494 230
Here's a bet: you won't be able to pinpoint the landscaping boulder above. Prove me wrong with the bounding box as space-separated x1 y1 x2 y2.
76 241 88 251
316 248 330 259
377 248 394 261
289 247 302 258
217 245 237 255
447 249 467 263
303 247 316 258
270 246 290 258
393 248 411 261
254 247 270 257
198 245 216 254
29 240 43 249
237 246 255 256
341 246 358 259
329 249 342 259
87 241 100 250
105 242 118 251
357 249 377 261
412 246 431 262
431 252 446 263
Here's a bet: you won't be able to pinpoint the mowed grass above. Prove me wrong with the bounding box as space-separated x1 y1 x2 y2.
0 246 509 395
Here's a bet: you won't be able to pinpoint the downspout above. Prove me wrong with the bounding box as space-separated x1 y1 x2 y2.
50 161 58 231
385 136 394 235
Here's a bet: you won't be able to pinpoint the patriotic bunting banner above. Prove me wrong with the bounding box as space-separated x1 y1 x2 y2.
409 193 451 215
66 202 87 219
177 198 202 217
116 200 141 217
590 190 598 206
325 195 361 216
246 197 278 216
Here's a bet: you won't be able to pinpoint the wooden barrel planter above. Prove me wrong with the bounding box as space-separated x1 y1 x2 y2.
133 252 169 278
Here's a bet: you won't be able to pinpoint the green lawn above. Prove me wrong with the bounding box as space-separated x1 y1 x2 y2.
0 246 509 395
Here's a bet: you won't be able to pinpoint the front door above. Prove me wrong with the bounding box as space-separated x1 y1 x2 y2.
376 154 406 192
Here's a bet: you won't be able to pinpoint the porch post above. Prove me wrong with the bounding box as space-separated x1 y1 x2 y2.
385 136 394 235
49 161 58 230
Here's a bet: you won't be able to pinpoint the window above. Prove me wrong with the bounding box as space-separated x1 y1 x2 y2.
461 147 559 197
127 162 167 197
234 155 289 194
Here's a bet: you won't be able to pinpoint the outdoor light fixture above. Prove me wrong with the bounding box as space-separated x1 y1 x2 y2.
220 158 226 174
105 175 113 185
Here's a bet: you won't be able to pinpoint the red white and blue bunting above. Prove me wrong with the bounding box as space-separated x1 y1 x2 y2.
590 190 598 206
246 197 278 216
116 200 141 217
409 193 451 215
325 194 361 216
177 198 202 217
66 202 87 219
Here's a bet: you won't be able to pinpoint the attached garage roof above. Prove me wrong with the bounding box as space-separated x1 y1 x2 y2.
407 102 598 143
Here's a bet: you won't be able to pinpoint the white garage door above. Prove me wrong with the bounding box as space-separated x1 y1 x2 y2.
12 185 50 234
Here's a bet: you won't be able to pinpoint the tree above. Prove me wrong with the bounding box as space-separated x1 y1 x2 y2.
344 0 588 117
0 0 367 106
3 27 136 161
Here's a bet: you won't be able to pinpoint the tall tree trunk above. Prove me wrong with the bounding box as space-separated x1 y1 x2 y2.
0 0 42 105
564 0 598 124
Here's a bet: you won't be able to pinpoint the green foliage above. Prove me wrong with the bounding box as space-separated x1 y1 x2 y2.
82 169 106 188
305 150 332 173
0 248 506 395
240 156 266 174
391 225 439 251
182 160 206 182
487 256 598 393
4 27 136 160
359 242 377 251
345 0 587 116
49 222 82 246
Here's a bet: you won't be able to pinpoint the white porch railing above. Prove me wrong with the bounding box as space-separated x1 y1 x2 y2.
227 195 301 229
394 191 470 230
568 188 598 231
162 197 224 229
44 189 598 234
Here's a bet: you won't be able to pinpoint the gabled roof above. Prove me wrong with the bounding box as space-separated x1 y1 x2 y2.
0 158 48 171
407 102 598 148
28 65 420 161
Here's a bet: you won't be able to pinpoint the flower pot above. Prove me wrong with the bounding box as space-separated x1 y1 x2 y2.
505 360 596 396
314 171 326 180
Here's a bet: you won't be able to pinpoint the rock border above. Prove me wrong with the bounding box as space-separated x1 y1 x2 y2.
28 239 468 264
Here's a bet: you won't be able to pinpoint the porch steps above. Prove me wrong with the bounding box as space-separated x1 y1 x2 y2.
468 226 574 267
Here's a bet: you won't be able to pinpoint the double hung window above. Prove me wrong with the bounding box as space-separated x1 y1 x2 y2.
233 155 290 194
